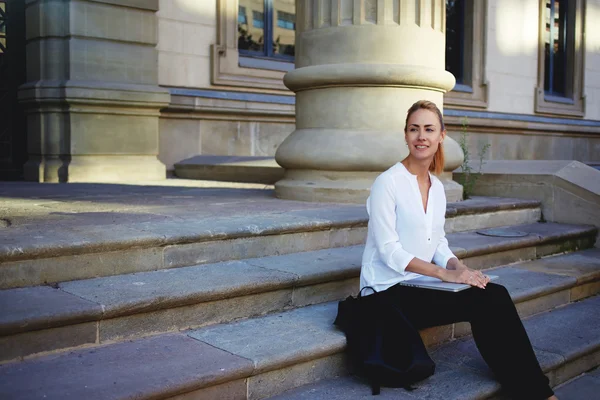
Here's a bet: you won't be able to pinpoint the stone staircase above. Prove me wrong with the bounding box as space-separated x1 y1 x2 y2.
0 195 598 400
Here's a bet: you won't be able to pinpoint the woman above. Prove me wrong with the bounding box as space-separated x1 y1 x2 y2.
360 100 557 400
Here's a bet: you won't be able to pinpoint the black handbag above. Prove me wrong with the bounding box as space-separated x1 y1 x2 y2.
333 286 436 395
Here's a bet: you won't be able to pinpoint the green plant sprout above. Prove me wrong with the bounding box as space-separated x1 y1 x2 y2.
457 117 490 200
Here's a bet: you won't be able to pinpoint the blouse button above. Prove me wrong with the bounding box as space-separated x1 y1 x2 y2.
427 238 431 241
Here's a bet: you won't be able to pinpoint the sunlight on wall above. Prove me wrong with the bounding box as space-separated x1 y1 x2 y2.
587 2 600 51
495 0 539 56
168 0 213 17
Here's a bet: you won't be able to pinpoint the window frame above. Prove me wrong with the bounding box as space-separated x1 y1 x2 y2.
212 0 294 91
535 0 585 117
444 0 489 109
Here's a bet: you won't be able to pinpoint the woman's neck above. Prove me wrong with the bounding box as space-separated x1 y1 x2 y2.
401 157 430 182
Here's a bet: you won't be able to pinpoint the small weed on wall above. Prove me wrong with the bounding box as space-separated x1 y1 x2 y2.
457 117 490 200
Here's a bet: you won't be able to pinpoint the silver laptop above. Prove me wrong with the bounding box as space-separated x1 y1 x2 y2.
397 274 499 292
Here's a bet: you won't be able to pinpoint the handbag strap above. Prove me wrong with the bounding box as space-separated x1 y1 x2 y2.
359 286 378 297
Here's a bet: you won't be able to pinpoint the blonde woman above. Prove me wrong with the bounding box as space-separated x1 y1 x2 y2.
360 100 557 400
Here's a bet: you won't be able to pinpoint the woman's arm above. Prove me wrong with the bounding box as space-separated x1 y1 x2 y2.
405 257 489 289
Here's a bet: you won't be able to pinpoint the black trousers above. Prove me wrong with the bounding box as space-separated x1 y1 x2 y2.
381 283 554 400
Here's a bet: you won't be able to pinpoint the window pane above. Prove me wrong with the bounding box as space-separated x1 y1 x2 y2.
544 0 570 97
238 0 264 54
445 0 464 84
273 0 295 57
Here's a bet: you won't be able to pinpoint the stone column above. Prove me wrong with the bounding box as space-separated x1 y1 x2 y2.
275 0 464 202
19 0 169 183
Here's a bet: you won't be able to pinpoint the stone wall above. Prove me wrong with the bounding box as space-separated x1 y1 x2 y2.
154 0 600 172
157 0 215 88
159 118 293 171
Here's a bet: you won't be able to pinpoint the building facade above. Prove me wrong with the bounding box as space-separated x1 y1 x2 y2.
1 0 599 186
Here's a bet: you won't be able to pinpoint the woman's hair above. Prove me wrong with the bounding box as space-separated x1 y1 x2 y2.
404 100 445 175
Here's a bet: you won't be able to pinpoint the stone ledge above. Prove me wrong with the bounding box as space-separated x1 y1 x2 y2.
18 80 171 109
457 160 600 246
0 334 254 400
175 155 284 184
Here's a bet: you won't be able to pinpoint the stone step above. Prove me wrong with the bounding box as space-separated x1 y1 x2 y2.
268 296 600 399
174 155 284 184
552 366 600 400
0 288 598 400
0 196 541 289
0 226 597 363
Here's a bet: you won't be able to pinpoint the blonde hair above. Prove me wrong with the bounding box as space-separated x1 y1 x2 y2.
404 100 445 175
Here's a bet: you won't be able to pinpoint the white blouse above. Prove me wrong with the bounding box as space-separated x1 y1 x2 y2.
360 162 457 293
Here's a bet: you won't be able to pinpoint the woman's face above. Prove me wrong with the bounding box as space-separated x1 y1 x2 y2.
405 109 446 161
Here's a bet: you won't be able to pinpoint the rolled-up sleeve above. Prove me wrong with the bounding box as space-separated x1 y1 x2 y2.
432 230 456 268
367 175 415 275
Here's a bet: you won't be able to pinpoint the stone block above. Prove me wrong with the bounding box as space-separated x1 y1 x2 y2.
523 296 600 361
26 38 70 81
188 302 344 374
0 322 98 363
552 350 600 388
69 38 157 84
328 227 368 248
181 24 215 57
158 118 201 170
453 321 470 338
163 230 334 269
554 366 600 400
420 325 453 348
246 246 362 285
515 248 600 282
0 247 163 290
0 286 102 335
25 0 70 39
174 155 284 184
254 122 295 156
157 0 217 26
444 208 541 234
157 18 184 53
248 354 349 400
463 247 537 270
99 289 292 342
0 334 254 400
571 280 600 301
515 290 570 319
292 278 359 308
200 120 254 156
70 1 157 44
158 52 188 86
536 237 596 258
69 113 159 154
60 260 296 318
165 379 248 400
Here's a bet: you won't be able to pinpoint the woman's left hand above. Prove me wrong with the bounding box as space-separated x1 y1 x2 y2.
447 258 491 287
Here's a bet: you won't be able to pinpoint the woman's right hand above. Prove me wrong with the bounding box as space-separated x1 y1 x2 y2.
442 268 488 289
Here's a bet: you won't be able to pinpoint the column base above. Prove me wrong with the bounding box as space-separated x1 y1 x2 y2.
276 170 464 203
24 155 166 183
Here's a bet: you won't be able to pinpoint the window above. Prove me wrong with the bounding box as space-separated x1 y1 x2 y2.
252 10 264 28
445 0 466 85
238 6 247 25
444 0 488 108
544 0 571 97
212 0 292 90
237 0 295 61
535 0 585 116
277 11 295 30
